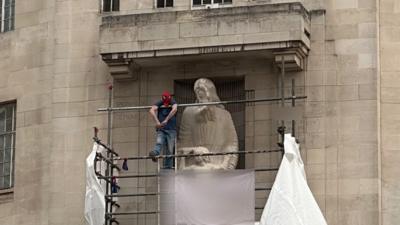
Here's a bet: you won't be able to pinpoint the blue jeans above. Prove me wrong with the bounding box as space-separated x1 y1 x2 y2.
152 130 176 169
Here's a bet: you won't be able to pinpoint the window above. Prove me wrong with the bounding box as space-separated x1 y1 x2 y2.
102 0 119 12
157 0 173 8
193 0 232 6
0 0 15 32
0 102 16 190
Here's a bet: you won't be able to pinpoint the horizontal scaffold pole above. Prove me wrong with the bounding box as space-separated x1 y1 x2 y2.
93 137 119 156
255 187 272 191
97 96 307 112
110 149 282 161
102 167 279 179
106 211 159 216
105 187 271 198
106 193 159 198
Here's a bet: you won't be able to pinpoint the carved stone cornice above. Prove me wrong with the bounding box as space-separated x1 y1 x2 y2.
273 48 307 71
103 58 141 80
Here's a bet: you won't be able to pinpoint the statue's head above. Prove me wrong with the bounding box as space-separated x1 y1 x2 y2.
194 78 221 104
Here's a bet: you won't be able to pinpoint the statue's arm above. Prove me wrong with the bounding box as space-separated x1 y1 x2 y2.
222 113 239 169
177 108 192 147
177 108 193 170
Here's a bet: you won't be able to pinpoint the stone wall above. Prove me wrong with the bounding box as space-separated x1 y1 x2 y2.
48 0 111 224
379 0 400 225
0 0 55 223
302 1 379 225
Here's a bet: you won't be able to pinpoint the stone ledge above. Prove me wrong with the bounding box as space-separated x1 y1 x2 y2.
0 189 14 204
101 40 308 60
100 2 311 79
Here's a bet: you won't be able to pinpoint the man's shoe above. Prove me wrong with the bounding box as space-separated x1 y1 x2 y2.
149 151 157 162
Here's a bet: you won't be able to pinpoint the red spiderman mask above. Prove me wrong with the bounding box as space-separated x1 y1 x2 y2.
162 91 172 106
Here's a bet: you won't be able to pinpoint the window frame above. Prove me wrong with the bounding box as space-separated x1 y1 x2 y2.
155 0 174 8
192 0 232 7
0 0 15 33
101 0 120 13
0 101 16 190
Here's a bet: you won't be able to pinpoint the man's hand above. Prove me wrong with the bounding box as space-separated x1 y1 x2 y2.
150 105 163 129
161 120 168 127
155 121 163 129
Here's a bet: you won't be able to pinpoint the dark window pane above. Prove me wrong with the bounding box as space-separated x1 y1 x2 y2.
193 0 201 5
11 1 15 30
4 148 11 163
5 135 11 149
0 0 2 32
166 0 173 7
224 0 232 3
0 150 3 162
157 0 164 8
103 0 111 12
112 0 119 11
0 176 4 189
0 164 3 176
4 0 11 32
4 163 10 175
5 105 14 132
5 118 12 132
4 175 10 188
203 0 212 4
4 0 10 18
0 136 3 151
214 0 222 3
5 0 13 32
0 110 5 133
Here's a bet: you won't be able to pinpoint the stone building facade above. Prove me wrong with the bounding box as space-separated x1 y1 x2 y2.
0 0 398 225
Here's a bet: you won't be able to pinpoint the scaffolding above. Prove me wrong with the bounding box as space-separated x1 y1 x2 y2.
93 59 307 225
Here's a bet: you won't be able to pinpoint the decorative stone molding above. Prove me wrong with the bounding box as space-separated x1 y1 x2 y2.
103 59 141 80
274 49 307 71
100 2 311 74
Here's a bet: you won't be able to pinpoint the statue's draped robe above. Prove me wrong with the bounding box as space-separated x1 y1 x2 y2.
178 106 238 169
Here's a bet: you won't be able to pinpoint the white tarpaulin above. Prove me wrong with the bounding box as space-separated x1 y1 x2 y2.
258 134 328 225
85 143 106 225
161 170 255 225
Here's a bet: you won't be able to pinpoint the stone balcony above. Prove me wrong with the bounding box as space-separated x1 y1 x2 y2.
100 2 310 79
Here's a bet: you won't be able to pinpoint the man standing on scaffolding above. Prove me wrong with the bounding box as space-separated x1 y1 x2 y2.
148 91 178 169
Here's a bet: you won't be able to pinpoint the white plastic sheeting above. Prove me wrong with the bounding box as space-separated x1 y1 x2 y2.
160 170 255 225
258 134 328 225
85 143 106 225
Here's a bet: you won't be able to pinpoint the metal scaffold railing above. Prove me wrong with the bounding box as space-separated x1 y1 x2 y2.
93 136 286 224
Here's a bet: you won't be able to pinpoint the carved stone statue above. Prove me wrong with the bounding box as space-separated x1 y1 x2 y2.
178 78 239 170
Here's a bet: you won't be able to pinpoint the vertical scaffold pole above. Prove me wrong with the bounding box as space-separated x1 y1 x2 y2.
106 84 113 225
281 56 285 108
291 79 296 137
157 159 161 225
175 138 178 172
280 56 286 155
